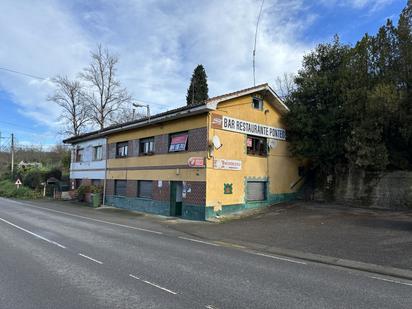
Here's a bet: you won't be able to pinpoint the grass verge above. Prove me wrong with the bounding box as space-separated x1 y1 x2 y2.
0 180 42 199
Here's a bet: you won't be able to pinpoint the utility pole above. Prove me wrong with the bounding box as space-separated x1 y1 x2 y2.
132 103 151 120
11 133 14 176
253 0 265 86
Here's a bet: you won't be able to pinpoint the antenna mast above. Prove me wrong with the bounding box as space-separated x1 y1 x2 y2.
253 0 265 86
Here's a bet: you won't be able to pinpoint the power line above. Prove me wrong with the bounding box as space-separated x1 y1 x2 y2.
0 65 172 109
0 66 47 80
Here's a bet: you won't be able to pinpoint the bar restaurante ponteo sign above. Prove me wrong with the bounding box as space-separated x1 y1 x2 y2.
211 114 286 140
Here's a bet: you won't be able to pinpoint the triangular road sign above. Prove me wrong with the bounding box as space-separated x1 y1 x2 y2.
15 179 22 185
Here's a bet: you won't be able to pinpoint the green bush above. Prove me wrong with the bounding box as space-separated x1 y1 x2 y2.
22 169 43 189
0 180 41 199
76 184 90 202
90 185 103 193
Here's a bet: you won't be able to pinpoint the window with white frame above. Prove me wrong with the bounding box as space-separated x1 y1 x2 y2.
116 142 128 158
93 145 103 161
139 137 154 155
252 96 263 110
75 148 84 162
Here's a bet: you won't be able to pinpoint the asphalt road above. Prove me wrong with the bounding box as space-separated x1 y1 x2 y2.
0 198 411 309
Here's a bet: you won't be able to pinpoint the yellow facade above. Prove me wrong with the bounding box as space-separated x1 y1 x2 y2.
205 95 303 212
107 114 207 182
96 85 304 219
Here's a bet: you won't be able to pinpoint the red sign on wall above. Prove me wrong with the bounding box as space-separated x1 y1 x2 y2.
169 134 188 152
188 157 205 168
247 137 253 147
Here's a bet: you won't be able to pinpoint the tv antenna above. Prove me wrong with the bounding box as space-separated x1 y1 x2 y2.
253 0 265 86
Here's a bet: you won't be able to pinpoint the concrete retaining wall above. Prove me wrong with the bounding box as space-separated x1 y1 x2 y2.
332 170 412 209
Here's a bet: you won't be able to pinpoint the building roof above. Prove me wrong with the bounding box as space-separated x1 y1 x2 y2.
63 83 287 144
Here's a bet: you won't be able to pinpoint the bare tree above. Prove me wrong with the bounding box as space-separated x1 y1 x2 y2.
80 44 131 129
274 73 296 100
49 76 89 136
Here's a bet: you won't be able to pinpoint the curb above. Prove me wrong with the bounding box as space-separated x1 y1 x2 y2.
214 239 412 281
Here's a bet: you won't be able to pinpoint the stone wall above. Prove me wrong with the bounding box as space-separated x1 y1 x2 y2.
331 170 412 209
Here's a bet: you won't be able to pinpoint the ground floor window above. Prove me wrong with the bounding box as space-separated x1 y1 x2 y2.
138 180 153 199
115 180 127 196
92 179 101 186
246 181 266 201
75 179 82 189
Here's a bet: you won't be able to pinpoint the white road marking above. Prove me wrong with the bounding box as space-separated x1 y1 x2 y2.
1 198 163 235
178 236 221 247
0 216 66 249
129 274 140 280
129 274 177 295
252 252 307 265
78 253 103 264
370 276 412 287
205 305 219 309
141 280 177 295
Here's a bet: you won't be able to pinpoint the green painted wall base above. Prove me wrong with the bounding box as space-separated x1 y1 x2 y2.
106 192 298 221
205 192 298 220
182 204 206 221
106 195 207 220
105 195 170 216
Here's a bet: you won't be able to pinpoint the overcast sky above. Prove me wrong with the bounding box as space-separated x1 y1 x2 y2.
0 0 406 147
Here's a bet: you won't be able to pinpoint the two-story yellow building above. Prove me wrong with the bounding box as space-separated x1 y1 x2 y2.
64 84 305 220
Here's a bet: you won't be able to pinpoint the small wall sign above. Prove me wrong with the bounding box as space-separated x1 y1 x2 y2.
188 157 205 168
214 159 242 170
224 183 233 194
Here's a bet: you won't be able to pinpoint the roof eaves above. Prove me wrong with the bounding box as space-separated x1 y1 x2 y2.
205 83 289 114
63 103 211 144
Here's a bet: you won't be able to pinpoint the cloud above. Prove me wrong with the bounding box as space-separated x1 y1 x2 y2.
0 0 313 142
319 0 394 12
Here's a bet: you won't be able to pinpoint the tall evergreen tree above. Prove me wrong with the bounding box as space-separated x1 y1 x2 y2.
284 36 350 174
186 65 209 105
395 0 412 167
285 1 412 173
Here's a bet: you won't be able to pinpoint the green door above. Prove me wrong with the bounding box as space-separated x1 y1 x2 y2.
170 181 183 216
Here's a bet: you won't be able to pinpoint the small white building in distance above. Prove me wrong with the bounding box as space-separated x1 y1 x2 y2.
17 161 42 169
69 137 107 189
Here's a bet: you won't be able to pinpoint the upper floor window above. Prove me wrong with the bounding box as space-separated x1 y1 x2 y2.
169 132 188 152
116 142 128 158
93 145 103 161
75 148 84 162
139 137 154 155
247 135 267 156
252 96 263 110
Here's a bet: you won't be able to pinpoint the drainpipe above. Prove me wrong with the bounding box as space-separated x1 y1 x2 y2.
102 139 108 206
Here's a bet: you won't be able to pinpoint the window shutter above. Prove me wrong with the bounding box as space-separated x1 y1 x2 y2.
138 181 153 199
246 181 266 201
